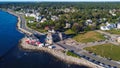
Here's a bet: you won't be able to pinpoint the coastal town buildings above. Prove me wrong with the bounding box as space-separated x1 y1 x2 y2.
25 13 37 18
40 18 47 23
117 23 120 29
100 22 117 30
36 16 44 22
48 29 56 33
51 16 59 21
64 23 71 28
109 10 116 16
28 20 34 23
85 19 93 25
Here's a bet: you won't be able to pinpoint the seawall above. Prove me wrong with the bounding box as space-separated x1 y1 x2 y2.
20 37 103 68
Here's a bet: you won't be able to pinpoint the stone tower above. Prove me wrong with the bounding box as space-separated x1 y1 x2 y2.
59 32 63 41
46 33 53 44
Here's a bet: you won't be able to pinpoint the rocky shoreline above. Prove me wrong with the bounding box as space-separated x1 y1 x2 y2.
5 9 103 68
19 37 103 68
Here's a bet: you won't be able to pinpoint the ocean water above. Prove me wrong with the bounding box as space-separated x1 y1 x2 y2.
0 10 88 68
0 10 24 56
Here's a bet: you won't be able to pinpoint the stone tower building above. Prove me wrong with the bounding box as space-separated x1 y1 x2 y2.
46 33 53 44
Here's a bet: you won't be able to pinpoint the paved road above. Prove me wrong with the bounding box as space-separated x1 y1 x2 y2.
56 41 120 68
19 14 45 35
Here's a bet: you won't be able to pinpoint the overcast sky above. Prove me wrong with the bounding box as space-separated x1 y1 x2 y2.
0 0 120 2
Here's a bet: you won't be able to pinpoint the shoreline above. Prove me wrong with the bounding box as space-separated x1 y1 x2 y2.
3 9 32 35
5 9 103 68
20 37 103 68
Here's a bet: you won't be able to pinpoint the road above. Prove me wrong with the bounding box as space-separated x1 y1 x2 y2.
19 14 45 35
56 41 120 67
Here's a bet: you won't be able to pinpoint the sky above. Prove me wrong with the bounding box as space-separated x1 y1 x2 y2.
0 0 120 2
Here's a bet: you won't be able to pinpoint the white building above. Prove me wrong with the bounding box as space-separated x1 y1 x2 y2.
64 23 71 28
64 8 71 13
48 29 56 33
112 13 116 16
117 37 120 43
100 26 111 30
28 20 34 23
51 16 59 21
117 23 120 29
25 13 37 18
40 18 47 23
100 22 116 30
86 19 93 25
36 16 43 22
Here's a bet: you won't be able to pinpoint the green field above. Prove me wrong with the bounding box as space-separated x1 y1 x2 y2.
25 16 35 21
25 17 47 33
106 29 120 35
73 31 106 43
84 44 120 61
27 23 47 33
64 29 75 35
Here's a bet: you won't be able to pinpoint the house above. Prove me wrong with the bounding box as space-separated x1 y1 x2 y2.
112 13 116 16
64 23 71 28
28 20 34 23
100 22 117 30
51 16 59 21
25 13 37 18
109 10 116 16
25 36 39 45
100 26 111 30
64 8 71 13
86 19 93 25
35 42 44 47
40 18 47 23
25 13 30 17
117 37 120 43
48 29 56 33
106 22 116 28
36 16 44 22
117 23 120 29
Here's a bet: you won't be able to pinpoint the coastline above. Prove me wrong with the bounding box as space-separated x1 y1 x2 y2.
5 9 103 68
19 37 103 68
3 9 32 35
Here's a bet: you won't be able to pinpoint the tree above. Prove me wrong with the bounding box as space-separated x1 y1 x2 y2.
71 23 80 34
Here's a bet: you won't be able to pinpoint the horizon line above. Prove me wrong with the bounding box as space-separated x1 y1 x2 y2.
0 1 120 2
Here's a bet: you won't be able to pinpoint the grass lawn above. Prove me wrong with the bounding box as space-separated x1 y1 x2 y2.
73 31 106 43
84 44 120 61
64 29 75 35
27 23 47 33
66 51 80 58
106 29 120 35
25 16 47 33
25 17 35 21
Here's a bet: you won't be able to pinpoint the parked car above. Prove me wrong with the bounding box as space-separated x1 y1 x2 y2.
111 66 117 68
94 61 100 65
